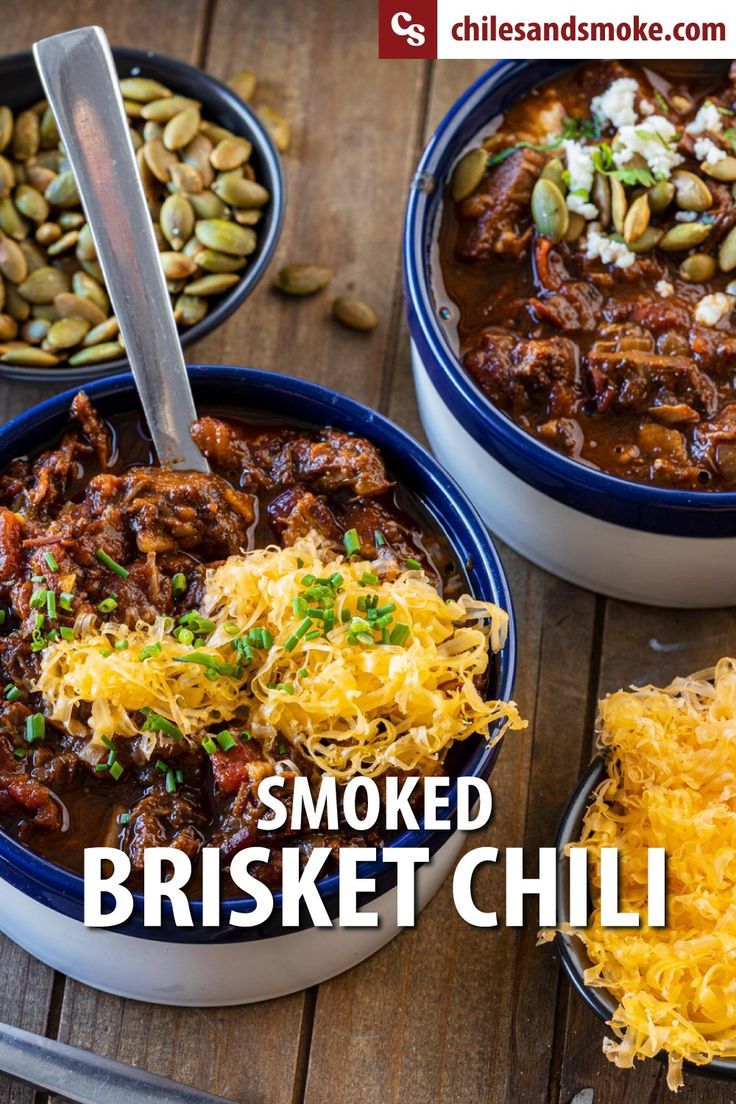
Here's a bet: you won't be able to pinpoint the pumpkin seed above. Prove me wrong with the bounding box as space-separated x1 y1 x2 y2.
727 280 736 295
21 317 50 344
623 193 650 245
39 107 59 149
54 292 106 326
75 223 96 262
332 296 379 332
610 177 627 235
0 234 27 284
72 271 109 313
0 199 28 241
58 212 83 231
0 156 14 199
530 178 568 243
210 137 252 173
0 279 5 313
14 184 48 223
45 316 90 350
141 96 200 123
450 148 488 202
194 218 256 256
163 107 201 152
702 156 736 182
199 121 235 146
1 347 58 366
213 174 269 208
18 266 70 304
188 190 228 219
19 239 46 273
169 163 203 195
0 108 12 153
194 249 244 273
672 170 712 212
124 99 143 120
174 293 208 326
628 226 663 254
184 273 240 296
143 121 164 142
276 263 333 296
25 163 54 194
31 304 59 322
12 111 39 161
68 341 123 366
563 211 586 243
44 170 79 208
257 106 291 152
679 252 716 282
82 316 119 346
659 222 712 250
136 146 160 204
5 285 29 321
539 158 565 192
79 257 105 282
228 70 256 102
0 313 17 341
119 77 172 103
160 194 195 250
719 226 736 273
159 251 198 280
592 173 611 228
233 208 263 226
182 134 215 187
143 138 178 183
46 230 79 256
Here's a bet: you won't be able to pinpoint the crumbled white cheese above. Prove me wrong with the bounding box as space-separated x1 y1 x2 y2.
685 101 723 136
613 115 684 179
640 99 655 116
695 292 732 327
656 280 674 298
694 137 727 164
562 139 598 220
591 78 640 129
585 223 636 269
675 210 699 222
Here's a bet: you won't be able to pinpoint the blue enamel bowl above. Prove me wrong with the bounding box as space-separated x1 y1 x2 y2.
404 61 736 606
0 366 516 949
557 757 736 1083
0 48 285 384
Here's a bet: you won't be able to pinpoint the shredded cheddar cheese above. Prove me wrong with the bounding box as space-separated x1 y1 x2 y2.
567 658 736 1090
36 535 524 778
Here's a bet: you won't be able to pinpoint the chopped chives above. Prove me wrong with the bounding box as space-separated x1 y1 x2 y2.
261 628 273 648
46 591 57 620
329 573 344 588
202 735 217 755
360 572 379 586
300 574 315 586
278 741 287 754
118 812 130 825
223 621 239 636
296 557 304 568
343 529 360 557
323 609 334 634
292 596 307 614
29 588 46 610
139 643 162 661
375 603 395 616
242 731 252 741
59 592 74 612
25 713 45 743
175 627 194 646
405 558 422 571
34 613 45 632
216 729 237 752
95 549 129 578
298 667 308 678
144 714 184 742
43 552 59 572
101 735 115 750
390 623 410 646
98 647 113 658
165 768 177 793
60 626 74 641
109 760 122 781
0 610 6 625
171 572 187 599
13 748 26 759
47 628 59 642
341 609 351 623
31 575 45 583
284 617 313 651
375 530 386 547
114 638 128 650
95 763 108 773
97 595 118 614
305 629 320 640
175 768 184 784
4 685 21 702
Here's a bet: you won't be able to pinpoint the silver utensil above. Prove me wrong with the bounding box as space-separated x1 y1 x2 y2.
33 25 209 473
0 1021 236 1104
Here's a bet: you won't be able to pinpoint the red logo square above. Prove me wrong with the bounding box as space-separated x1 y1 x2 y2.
378 0 437 59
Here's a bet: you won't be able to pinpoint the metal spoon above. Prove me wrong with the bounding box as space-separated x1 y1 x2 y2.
33 25 209 473
0 1021 236 1104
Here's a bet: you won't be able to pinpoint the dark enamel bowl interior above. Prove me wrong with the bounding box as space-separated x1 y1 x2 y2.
0 47 285 385
557 756 736 1083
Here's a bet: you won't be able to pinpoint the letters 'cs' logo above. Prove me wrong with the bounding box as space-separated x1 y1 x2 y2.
378 0 437 58
391 11 426 46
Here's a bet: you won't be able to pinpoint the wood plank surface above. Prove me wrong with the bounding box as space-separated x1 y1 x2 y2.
0 6 733 1104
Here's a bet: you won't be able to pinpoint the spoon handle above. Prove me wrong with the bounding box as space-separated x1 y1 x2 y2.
0 1021 236 1104
33 26 209 473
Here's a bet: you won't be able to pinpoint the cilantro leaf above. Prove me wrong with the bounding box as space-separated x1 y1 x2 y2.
609 167 656 188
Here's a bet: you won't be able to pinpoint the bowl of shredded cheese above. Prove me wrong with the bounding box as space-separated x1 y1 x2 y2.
554 659 736 1090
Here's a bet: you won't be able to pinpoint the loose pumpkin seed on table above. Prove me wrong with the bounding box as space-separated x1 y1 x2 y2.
332 296 379 332
275 263 333 296
0 72 271 371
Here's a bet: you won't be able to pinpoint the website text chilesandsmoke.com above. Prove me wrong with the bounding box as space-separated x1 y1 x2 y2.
450 14 725 43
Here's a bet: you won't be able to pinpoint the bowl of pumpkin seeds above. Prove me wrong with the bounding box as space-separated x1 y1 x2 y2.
0 46 285 382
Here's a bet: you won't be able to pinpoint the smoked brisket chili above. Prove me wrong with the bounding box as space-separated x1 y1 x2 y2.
438 61 736 489
0 393 460 891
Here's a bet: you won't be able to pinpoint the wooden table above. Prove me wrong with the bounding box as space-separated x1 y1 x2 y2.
0 5 733 1102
